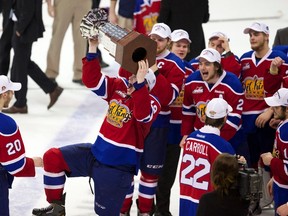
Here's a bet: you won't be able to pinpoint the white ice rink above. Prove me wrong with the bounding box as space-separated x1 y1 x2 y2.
1 0 288 215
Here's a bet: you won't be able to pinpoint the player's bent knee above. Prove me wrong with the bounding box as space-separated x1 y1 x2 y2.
43 148 68 171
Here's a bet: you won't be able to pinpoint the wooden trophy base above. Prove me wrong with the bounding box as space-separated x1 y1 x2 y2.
113 31 157 74
98 22 156 74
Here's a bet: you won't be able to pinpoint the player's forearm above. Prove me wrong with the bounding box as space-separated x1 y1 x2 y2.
88 40 99 53
110 0 117 12
12 157 36 177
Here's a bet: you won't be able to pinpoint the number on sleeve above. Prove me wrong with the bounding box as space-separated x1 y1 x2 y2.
6 139 22 155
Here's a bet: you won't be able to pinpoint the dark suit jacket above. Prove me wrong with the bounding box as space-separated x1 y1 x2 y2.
1 0 14 29
157 0 209 60
14 0 45 43
273 27 288 47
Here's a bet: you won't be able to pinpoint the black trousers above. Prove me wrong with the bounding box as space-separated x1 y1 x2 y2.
156 144 181 214
247 122 275 169
92 0 100 8
0 0 13 75
11 33 57 107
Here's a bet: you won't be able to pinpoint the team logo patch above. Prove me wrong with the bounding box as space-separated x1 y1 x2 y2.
1 86 6 91
107 99 132 128
243 75 264 100
196 102 207 123
143 13 158 34
170 89 184 107
272 148 279 158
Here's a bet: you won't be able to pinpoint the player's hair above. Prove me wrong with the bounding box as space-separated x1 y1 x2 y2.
168 41 191 53
205 116 225 128
214 62 223 77
211 153 239 196
277 106 287 120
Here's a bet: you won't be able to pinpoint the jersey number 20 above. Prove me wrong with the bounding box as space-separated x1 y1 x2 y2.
6 139 22 155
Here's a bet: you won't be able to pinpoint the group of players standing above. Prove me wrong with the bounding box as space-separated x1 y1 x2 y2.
115 20 288 216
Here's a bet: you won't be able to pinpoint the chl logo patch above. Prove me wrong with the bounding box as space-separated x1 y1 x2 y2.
107 99 132 128
242 62 250 71
192 86 204 94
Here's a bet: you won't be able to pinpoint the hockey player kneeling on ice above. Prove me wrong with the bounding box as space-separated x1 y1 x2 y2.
32 37 161 216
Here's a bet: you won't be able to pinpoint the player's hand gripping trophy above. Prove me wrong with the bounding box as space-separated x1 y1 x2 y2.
80 8 156 73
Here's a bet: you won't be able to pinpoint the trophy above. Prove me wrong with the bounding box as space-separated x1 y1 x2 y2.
80 8 157 74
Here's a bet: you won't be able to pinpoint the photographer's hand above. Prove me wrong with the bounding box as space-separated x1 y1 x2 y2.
236 155 246 165
277 202 288 216
260 152 273 166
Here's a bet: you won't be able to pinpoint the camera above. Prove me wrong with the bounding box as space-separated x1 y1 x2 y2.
237 163 263 201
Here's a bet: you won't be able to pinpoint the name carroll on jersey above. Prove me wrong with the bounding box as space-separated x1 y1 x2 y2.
185 139 208 156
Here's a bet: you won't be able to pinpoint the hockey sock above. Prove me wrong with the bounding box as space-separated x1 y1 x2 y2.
43 148 70 203
138 171 158 213
121 179 134 213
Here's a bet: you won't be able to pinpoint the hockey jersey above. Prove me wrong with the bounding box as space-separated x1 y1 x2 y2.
82 56 161 173
168 60 193 144
179 125 235 216
119 49 185 128
133 0 161 35
269 119 288 209
240 49 288 114
273 45 288 57
271 119 288 188
0 113 35 177
181 70 244 141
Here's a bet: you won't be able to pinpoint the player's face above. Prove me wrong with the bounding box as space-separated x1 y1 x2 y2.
150 34 169 55
170 39 190 60
272 106 286 120
208 38 225 54
249 31 268 51
3 91 14 108
198 58 219 84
